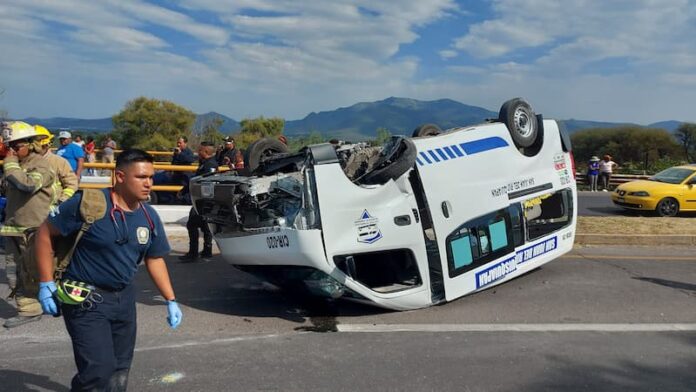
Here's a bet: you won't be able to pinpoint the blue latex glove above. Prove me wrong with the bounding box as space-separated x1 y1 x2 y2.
167 300 182 329
39 281 59 316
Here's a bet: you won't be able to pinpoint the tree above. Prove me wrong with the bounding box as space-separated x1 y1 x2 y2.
571 126 682 173
234 116 285 148
675 123 696 163
374 127 392 146
112 97 196 150
199 117 225 146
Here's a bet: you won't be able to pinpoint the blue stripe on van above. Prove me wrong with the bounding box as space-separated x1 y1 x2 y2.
428 150 441 162
417 136 509 167
460 137 508 155
419 151 432 164
443 146 457 159
450 145 464 157
435 148 449 161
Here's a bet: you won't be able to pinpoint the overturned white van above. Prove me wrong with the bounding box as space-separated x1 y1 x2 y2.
190 98 577 310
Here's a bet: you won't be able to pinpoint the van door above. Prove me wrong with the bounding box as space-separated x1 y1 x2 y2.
311 162 432 308
412 122 558 301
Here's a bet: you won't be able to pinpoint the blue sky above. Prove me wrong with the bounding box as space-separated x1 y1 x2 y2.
1 0 695 124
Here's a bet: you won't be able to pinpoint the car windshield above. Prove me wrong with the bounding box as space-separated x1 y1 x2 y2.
649 167 696 184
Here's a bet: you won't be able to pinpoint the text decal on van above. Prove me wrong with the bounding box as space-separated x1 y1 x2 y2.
416 136 509 166
475 236 557 288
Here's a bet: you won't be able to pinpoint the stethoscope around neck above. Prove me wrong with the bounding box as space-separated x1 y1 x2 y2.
109 191 156 245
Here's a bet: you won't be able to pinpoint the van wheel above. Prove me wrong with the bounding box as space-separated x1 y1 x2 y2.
499 98 538 148
656 198 679 217
412 124 441 137
360 137 417 185
243 137 289 175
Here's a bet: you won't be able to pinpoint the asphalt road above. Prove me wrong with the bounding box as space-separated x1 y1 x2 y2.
1 243 695 391
577 190 633 217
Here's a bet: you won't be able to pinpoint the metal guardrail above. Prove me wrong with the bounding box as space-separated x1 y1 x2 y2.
575 173 650 187
79 163 228 191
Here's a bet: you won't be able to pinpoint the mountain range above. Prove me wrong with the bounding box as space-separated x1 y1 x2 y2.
18 97 685 140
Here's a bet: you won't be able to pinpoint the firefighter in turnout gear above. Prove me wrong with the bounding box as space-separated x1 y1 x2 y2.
1 121 56 328
34 125 78 205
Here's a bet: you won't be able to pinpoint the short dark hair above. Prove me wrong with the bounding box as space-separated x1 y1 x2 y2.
200 141 215 147
116 149 154 169
179 136 188 143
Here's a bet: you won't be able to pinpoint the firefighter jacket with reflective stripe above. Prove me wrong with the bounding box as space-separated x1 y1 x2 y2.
44 152 78 204
1 153 56 235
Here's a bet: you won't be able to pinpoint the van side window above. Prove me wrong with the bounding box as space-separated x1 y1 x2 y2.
524 189 573 241
446 210 513 277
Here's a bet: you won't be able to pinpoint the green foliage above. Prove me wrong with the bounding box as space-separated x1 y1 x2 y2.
198 117 226 146
235 116 285 149
112 97 196 150
286 131 325 151
373 128 392 146
571 126 682 173
675 122 696 163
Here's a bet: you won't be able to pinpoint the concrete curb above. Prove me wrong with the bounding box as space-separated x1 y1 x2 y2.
574 234 696 246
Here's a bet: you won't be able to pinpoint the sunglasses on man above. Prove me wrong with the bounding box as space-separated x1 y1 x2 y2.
8 142 29 151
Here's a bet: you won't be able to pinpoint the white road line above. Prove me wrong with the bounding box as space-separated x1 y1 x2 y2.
337 323 696 333
5 333 288 361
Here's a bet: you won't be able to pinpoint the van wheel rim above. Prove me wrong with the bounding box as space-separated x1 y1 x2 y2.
513 108 532 137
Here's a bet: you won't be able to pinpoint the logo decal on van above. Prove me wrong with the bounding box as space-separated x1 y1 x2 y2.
355 210 383 244
415 136 509 166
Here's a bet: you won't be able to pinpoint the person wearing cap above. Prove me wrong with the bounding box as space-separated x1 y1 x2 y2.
0 121 56 328
216 136 244 169
587 156 600 192
56 130 85 179
34 125 79 204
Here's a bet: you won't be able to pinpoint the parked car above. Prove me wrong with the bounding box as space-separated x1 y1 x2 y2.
190 98 577 310
612 165 696 216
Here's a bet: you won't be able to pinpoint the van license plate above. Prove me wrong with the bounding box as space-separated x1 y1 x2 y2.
201 183 214 198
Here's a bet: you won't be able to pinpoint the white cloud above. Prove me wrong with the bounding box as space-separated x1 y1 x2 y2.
1 0 695 125
439 49 458 59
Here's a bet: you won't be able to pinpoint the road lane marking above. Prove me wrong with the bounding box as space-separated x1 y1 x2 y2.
563 254 696 261
337 324 696 333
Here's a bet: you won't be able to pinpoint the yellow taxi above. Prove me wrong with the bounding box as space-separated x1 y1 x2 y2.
612 165 696 216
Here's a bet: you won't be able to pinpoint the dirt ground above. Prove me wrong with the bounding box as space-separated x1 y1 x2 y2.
577 216 696 235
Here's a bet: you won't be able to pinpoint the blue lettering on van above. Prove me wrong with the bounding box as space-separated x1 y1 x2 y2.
417 136 509 166
475 236 558 288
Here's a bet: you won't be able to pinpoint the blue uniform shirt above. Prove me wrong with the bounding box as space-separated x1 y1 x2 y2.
56 143 85 172
48 189 171 290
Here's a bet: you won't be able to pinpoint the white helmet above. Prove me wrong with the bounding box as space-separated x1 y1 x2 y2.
2 121 46 143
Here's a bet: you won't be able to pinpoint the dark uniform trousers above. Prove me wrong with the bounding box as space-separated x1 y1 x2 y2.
62 284 136 392
186 207 212 254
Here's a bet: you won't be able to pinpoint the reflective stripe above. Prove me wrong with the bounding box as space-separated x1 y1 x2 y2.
4 162 21 170
0 225 29 235
51 181 61 205
63 188 76 197
27 172 44 192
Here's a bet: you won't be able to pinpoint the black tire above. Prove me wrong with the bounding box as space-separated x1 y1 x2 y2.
412 124 441 137
499 98 538 148
656 198 679 217
243 137 290 174
361 137 417 185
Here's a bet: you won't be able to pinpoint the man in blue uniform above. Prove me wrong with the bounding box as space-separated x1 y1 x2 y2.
179 141 218 262
34 149 182 391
